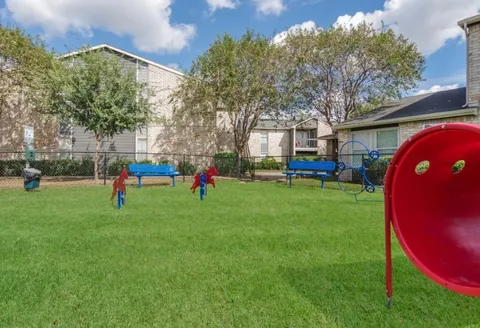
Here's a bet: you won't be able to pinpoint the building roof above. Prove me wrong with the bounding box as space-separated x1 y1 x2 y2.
255 119 294 129
458 14 480 28
57 44 185 77
334 87 478 130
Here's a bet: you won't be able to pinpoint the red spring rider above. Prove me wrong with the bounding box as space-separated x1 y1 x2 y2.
111 168 129 209
190 167 219 194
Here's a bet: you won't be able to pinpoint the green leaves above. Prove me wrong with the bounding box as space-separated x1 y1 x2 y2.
281 22 425 125
0 24 56 117
47 47 153 138
171 30 298 156
40 46 155 179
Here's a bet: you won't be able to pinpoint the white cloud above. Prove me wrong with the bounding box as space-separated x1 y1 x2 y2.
334 0 480 56
205 0 287 16
414 84 460 95
272 20 320 44
3 0 196 54
252 0 286 16
206 0 238 12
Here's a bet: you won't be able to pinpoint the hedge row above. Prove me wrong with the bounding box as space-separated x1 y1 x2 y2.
213 152 252 176
0 159 95 177
0 158 199 177
254 156 332 170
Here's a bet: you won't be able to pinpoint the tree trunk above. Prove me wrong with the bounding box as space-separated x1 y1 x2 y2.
94 133 101 182
235 142 244 180
237 154 242 179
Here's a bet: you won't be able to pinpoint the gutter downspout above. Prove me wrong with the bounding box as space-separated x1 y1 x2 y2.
462 22 470 108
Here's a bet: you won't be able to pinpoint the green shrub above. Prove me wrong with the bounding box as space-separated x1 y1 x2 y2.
0 158 96 177
179 160 197 175
108 159 159 176
366 155 392 186
108 159 134 176
367 155 392 171
294 156 322 161
0 159 26 176
255 156 283 170
214 152 252 176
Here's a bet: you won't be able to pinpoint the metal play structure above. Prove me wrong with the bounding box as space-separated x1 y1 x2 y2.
190 167 219 200
384 123 480 308
111 168 129 209
336 140 386 202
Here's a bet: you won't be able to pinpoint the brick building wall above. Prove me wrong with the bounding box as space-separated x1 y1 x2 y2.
0 91 60 153
399 115 480 144
215 111 235 153
468 22 480 106
336 129 350 154
248 130 290 158
336 114 480 156
317 120 332 154
146 65 217 167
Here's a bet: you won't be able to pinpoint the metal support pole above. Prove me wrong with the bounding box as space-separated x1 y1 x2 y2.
200 173 206 200
386 208 393 308
117 191 122 209
182 154 186 183
103 152 107 185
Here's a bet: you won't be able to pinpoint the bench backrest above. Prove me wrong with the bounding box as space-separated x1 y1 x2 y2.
128 163 176 174
288 160 336 171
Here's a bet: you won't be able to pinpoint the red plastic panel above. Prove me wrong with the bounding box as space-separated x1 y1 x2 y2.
385 123 480 296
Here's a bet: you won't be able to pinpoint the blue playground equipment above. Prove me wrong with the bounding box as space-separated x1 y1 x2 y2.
200 173 207 200
117 190 126 209
337 140 387 201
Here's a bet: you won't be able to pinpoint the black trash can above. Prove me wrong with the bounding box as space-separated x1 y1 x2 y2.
23 167 42 191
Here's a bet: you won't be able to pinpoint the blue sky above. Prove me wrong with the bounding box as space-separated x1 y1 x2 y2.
1 0 478 94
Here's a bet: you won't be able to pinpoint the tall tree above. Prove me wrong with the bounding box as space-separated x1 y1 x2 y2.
0 24 55 118
281 22 426 126
170 30 298 158
45 47 154 180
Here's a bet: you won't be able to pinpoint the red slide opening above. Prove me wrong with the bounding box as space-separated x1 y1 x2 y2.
385 123 480 297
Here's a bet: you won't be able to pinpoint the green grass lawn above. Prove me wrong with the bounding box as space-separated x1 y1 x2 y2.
0 180 479 327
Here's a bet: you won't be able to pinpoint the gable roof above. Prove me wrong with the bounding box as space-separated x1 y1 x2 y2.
333 87 478 130
57 44 185 77
254 119 294 130
458 13 480 28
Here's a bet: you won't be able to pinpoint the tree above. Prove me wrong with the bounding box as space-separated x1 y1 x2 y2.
45 47 154 180
0 24 56 118
170 30 298 159
281 22 426 126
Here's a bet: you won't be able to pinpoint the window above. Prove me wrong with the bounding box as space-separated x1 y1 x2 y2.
376 129 398 155
350 127 399 156
351 131 373 155
260 131 268 157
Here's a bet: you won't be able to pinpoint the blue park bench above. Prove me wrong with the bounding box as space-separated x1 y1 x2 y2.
282 160 336 189
128 163 180 188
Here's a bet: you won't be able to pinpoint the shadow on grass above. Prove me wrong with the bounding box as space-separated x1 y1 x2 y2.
280 257 480 328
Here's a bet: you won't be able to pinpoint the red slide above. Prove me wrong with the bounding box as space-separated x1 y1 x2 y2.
384 123 480 305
